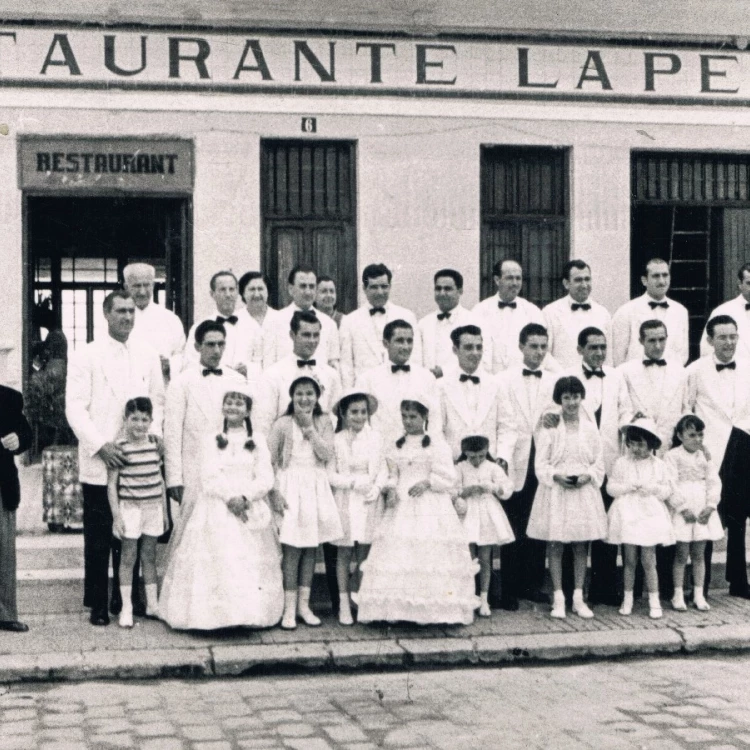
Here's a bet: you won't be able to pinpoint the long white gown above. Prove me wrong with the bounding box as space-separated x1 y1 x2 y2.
159 431 283 630
356 435 479 625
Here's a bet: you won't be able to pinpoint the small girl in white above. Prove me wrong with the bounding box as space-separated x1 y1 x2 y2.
268 375 343 630
527 376 607 620
665 414 723 612
328 388 384 626
453 435 514 617
607 417 675 619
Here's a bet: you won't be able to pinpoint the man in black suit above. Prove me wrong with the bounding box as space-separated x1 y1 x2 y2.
0 385 32 632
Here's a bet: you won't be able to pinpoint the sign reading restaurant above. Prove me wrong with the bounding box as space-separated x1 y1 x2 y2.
0 26 748 103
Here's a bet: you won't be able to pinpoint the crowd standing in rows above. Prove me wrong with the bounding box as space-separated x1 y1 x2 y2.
3 256 737 635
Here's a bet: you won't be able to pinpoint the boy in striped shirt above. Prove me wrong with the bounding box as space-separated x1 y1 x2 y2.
107 397 165 628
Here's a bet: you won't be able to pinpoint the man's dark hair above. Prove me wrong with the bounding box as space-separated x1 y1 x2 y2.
288 264 317 285
383 319 413 342
639 319 668 340
562 259 590 281
450 324 482 348
209 271 238 291
103 289 132 314
577 326 605 349
290 310 321 334
706 314 737 338
362 263 392 286
519 323 548 346
195 320 226 344
434 268 464 290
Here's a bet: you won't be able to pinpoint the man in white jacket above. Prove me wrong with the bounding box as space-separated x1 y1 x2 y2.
699 263 750 360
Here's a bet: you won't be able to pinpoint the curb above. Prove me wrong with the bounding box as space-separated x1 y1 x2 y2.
3 623 750 683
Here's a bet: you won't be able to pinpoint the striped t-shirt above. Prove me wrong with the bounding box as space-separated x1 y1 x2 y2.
116 437 164 502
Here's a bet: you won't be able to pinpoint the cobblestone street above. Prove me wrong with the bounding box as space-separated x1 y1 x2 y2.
2 654 750 749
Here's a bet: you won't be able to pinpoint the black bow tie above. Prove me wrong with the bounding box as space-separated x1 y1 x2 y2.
437 311 451 321
460 373 480 384
583 368 605 379
648 301 669 310
202 368 223 377
216 315 238 325
745 302 750 310
497 301 517 310
297 359 316 368
369 307 386 316
717 361 736 372
571 303 591 312
391 364 410 373
643 359 667 367
522 369 542 378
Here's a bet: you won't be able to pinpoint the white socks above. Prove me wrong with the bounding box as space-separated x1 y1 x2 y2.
281 591 297 629
693 588 710 611
339 592 354 625
619 591 634 616
145 584 159 618
297 587 321 626
551 590 566 619
478 592 491 617
118 585 133 628
671 589 687 611
648 592 662 619
572 589 594 619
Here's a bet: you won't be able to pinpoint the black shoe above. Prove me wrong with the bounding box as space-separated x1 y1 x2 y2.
521 590 551 605
132 600 147 618
0 620 29 632
498 596 520 611
109 593 123 616
588 593 621 607
90 610 110 626
729 586 750 599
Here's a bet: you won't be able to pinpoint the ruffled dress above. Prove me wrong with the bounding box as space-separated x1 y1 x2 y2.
527 420 608 543
606 454 676 547
664 446 723 543
159 431 283 630
356 435 480 625
456 461 515 546
328 426 384 546
276 422 343 547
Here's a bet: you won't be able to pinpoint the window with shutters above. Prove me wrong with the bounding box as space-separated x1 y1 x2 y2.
261 140 357 312
480 146 569 306
631 151 750 360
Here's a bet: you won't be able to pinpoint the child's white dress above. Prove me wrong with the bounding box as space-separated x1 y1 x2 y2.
664 445 723 543
606 454 676 547
276 422 343 547
328 425 384 546
356 435 479 625
456 460 515 546
159 432 283 630
527 419 608 543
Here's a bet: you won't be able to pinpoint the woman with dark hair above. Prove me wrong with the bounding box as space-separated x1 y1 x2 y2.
268 375 342 629
237 271 280 370
527 376 607 620
356 394 479 625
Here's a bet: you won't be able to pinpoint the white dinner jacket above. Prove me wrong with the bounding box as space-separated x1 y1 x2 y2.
438 368 515 463
617 358 687 458
566 364 633 475
66 336 165 485
340 302 421 389
418 305 478 374
355 361 437 446
700 295 750 360
684 354 750 467
499 365 557 491
543 295 613 369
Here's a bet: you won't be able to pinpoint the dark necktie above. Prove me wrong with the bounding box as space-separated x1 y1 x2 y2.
643 359 667 367
716 362 736 372
583 368 605 379
497 301 517 310
216 315 238 325
522 368 542 378
391 364 410 373
297 359 316 368
202 368 222 377
648 301 669 310
369 307 386 316
437 311 451 321
571 303 591 312
460 373 480 384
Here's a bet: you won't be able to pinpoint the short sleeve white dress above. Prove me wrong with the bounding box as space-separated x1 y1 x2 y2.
456 460 515 547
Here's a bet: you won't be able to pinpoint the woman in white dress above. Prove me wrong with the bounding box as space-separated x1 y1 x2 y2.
159 385 283 630
237 271 281 370
328 388 384 626
356 395 479 625
268 375 343 629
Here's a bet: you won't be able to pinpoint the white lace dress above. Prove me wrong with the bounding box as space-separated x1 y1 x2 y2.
159 432 283 630
356 435 480 625
456 461 515 546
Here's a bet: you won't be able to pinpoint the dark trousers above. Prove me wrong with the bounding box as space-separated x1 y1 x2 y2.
719 427 750 591
82 483 139 613
322 543 339 614
0 503 17 621
499 442 547 600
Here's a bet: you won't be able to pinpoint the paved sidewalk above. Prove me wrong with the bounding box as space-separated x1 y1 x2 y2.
4 584 750 683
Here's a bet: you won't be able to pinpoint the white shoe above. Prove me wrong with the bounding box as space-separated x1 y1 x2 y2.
338 607 354 626
550 604 566 619
118 610 134 629
671 593 687 611
649 605 663 619
298 608 322 627
572 601 594 619
478 602 492 617
619 601 633 616
694 596 711 612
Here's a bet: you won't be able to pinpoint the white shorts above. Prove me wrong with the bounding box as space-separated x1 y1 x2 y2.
119 499 164 539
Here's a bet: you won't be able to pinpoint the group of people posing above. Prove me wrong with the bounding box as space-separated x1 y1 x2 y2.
58 256 750 632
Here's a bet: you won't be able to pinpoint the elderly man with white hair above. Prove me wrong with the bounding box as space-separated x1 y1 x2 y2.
124 263 186 381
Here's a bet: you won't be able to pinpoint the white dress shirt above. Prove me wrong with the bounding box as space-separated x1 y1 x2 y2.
612 293 690 366
130 303 186 375
700 295 750 360
543 295 612 369
418 305 481 374
264 303 340 370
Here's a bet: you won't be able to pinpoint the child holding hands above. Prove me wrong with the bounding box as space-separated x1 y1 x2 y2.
107 397 165 628
664 414 723 611
453 435 514 617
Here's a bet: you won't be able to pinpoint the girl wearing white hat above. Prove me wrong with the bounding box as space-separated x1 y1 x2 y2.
606 416 676 619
